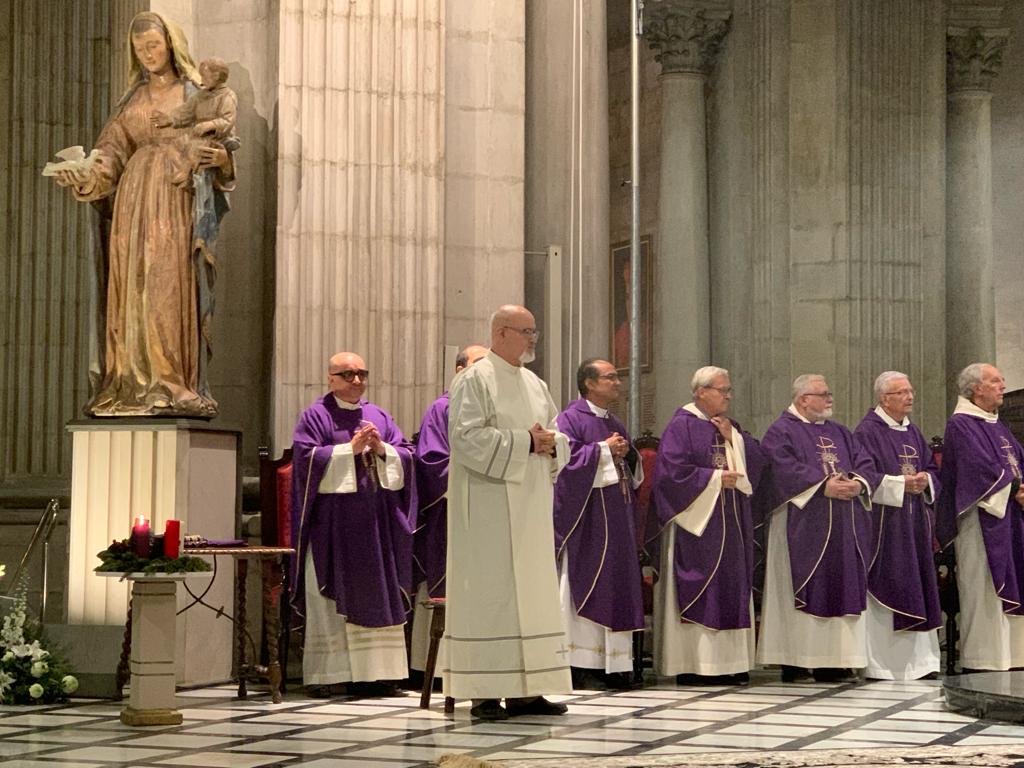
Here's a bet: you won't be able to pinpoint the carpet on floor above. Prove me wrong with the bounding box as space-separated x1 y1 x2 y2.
438 744 1024 768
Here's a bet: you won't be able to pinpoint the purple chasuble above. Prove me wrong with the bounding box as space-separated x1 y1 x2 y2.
652 408 766 629
290 395 416 627
937 413 1024 616
853 410 942 631
553 399 644 632
413 393 450 598
761 411 877 618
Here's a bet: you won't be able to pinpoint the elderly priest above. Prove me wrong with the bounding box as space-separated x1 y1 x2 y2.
444 305 572 721
853 371 941 680
756 374 877 682
651 366 765 684
938 363 1024 671
290 352 416 698
554 358 644 690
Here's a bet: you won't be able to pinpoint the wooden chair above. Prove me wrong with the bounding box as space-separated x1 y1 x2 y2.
258 445 295 688
418 597 455 712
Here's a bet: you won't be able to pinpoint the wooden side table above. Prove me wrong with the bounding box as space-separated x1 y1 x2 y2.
99 571 211 726
185 546 294 703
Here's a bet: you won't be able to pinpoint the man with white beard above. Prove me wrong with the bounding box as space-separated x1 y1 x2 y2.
443 305 572 720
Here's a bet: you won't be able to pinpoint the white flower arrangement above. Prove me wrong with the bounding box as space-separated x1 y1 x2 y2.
0 574 77 704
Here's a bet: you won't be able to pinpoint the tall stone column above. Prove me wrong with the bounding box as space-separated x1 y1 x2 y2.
273 0 446 446
525 0 609 404
646 4 729 430
946 23 1009 402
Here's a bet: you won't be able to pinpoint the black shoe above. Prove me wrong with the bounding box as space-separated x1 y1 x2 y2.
676 673 728 686
571 667 607 690
960 667 989 674
505 696 568 716
348 680 400 698
305 683 345 698
403 670 425 690
781 665 814 683
812 667 858 683
470 699 509 721
603 672 634 690
724 672 749 685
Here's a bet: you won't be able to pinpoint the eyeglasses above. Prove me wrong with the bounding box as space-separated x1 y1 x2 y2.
805 391 833 399
329 369 369 382
883 388 914 397
596 373 621 381
705 386 733 395
503 326 541 340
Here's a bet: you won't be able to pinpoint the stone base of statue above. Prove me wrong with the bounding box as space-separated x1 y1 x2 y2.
65 418 240 687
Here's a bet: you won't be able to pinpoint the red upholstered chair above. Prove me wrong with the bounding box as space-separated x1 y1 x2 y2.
258 446 295 687
632 430 660 682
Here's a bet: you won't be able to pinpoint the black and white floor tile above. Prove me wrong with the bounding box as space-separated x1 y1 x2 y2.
0 677 1021 767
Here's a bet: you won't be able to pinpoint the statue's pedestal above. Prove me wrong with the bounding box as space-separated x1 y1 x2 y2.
65 419 240 687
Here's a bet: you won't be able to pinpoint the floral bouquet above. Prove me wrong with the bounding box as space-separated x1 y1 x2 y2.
0 569 78 704
95 538 211 575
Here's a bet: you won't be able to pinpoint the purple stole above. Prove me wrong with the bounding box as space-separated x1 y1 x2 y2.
853 410 942 631
937 412 1024 616
760 410 877 618
290 395 416 627
553 399 644 632
413 393 450 598
652 408 765 629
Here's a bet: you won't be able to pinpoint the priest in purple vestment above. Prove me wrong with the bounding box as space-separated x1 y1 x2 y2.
937 363 1024 671
651 366 765 684
853 371 941 680
755 374 877 683
409 344 488 682
554 358 644 690
290 352 416 698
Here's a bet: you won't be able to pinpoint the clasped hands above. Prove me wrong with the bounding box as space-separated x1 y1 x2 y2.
903 472 930 496
350 423 386 457
824 474 863 500
530 423 557 457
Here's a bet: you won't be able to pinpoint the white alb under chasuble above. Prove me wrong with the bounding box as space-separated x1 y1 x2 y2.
655 403 755 676
756 406 868 669
303 399 408 685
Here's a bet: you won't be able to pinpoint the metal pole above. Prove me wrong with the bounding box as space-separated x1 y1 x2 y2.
628 0 643 435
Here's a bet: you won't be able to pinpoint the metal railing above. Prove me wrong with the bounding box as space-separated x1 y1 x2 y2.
4 498 61 623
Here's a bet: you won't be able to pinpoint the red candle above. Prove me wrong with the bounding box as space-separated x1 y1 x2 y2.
131 515 151 559
164 519 181 559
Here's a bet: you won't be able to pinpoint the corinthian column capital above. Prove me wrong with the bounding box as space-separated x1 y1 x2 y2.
644 2 731 77
947 26 1010 93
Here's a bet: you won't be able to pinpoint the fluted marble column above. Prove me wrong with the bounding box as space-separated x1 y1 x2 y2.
525 0 609 404
273 0 445 446
646 3 730 430
946 23 1009 403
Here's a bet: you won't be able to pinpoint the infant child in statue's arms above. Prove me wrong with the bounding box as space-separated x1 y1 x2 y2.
151 57 238 184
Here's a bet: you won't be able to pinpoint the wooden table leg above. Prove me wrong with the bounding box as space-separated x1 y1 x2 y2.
263 555 283 703
236 558 248 699
115 595 133 700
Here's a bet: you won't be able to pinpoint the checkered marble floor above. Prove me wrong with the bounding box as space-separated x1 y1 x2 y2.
1 676 1021 767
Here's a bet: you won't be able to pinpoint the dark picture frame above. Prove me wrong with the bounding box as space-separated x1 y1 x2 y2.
609 236 653 373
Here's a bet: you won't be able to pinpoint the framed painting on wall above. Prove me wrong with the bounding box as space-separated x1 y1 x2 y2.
610 236 653 374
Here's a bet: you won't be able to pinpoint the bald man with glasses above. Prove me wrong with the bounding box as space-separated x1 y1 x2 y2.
756 374 877 683
290 351 416 698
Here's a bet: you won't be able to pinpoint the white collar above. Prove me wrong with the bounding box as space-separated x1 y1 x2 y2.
487 349 521 373
333 396 362 411
787 403 825 425
874 405 909 431
954 395 999 423
585 399 609 418
683 402 710 421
